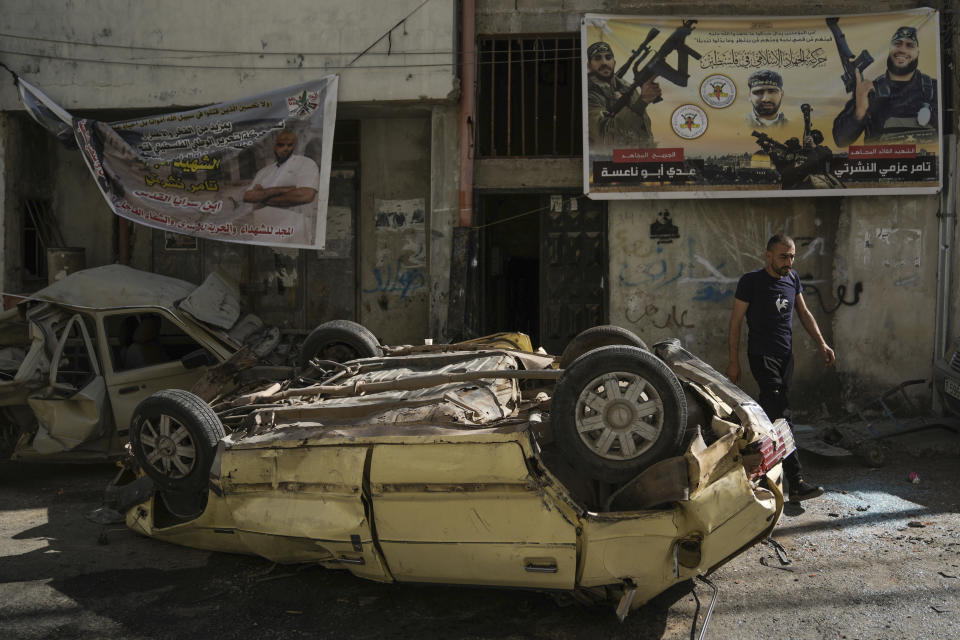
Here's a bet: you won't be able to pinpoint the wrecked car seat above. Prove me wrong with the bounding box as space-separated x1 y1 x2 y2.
122 317 169 369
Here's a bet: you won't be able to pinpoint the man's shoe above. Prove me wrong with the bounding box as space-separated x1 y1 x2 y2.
789 480 824 504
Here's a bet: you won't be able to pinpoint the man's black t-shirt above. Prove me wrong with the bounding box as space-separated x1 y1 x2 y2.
734 267 802 357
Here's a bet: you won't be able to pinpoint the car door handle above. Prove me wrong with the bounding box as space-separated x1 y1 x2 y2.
524 561 558 573
118 385 143 394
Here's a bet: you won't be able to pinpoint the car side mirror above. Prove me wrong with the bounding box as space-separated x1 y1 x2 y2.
181 349 216 370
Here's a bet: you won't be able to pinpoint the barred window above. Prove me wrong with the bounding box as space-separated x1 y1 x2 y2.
22 199 62 281
477 36 582 157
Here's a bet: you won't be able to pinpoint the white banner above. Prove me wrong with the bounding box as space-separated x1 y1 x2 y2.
18 77 338 248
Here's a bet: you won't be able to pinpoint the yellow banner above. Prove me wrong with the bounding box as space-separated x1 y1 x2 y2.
582 9 941 198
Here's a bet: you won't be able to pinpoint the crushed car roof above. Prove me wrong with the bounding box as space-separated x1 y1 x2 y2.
16 265 196 310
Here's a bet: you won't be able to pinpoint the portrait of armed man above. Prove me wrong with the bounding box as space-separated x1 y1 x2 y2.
832 25 938 146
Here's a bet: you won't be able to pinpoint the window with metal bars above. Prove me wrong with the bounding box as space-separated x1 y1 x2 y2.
477 36 582 157
21 199 63 281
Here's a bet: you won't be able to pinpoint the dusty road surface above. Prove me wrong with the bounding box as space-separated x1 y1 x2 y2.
1 439 958 640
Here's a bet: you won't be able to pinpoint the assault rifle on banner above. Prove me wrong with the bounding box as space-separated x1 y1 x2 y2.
614 28 660 80
826 17 874 94
603 20 702 118
751 130 789 155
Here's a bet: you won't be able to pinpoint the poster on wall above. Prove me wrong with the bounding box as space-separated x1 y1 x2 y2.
369 198 427 300
581 9 942 199
17 76 338 249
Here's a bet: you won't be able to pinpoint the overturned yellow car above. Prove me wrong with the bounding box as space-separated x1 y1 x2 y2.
117 328 793 617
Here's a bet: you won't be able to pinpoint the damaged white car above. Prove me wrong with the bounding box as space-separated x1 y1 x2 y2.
0 265 382 461
113 326 795 622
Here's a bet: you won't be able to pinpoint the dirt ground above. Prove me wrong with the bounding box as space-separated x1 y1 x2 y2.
1 427 958 640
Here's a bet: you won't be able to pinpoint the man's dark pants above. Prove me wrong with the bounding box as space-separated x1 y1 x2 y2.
748 352 804 486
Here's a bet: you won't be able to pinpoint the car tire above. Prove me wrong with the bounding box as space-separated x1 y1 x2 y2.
130 389 225 493
297 320 382 366
552 345 687 484
559 325 649 369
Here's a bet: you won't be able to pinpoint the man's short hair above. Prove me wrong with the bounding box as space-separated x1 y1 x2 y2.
890 26 918 45
587 42 613 59
811 129 824 145
767 233 795 251
748 70 783 90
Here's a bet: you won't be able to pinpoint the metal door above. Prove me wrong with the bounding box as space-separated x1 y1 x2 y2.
540 197 606 354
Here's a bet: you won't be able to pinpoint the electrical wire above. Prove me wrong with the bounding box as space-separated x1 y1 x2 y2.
0 31 454 57
0 48 584 71
0 32 582 58
471 194 589 230
0 48 460 71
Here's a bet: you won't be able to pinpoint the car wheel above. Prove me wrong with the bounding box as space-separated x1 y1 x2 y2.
297 320 382 366
559 325 649 369
553 345 687 484
130 390 225 492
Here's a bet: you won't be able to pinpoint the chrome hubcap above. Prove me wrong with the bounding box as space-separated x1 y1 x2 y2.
139 414 197 479
574 372 664 461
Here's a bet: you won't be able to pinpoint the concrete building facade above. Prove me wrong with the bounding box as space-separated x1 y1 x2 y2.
0 0 459 346
1 0 957 414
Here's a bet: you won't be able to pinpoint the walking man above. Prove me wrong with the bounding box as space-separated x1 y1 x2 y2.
726 234 835 503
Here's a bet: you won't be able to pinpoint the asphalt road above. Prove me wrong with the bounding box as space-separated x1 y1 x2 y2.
1 437 958 640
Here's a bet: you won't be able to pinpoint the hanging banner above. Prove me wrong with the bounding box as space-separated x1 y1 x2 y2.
17 77 338 248
582 9 941 199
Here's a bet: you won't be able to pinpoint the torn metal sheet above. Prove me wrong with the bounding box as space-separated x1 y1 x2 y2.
179 270 242 330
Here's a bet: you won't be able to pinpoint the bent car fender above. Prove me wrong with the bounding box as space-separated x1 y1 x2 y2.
576 424 781 607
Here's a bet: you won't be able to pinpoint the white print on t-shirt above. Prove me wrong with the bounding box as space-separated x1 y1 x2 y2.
775 295 789 312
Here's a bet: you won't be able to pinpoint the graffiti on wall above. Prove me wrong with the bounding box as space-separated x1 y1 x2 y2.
365 258 426 298
625 295 696 329
800 281 863 314
617 223 865 333
618 240 739 304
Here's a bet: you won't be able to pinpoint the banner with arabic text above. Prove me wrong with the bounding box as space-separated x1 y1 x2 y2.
18 77 337 248
582 9 941 199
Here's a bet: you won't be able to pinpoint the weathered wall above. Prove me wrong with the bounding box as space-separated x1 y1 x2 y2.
0 0 456 109
359 116 432 344
833 195 943 403
606 194 944 410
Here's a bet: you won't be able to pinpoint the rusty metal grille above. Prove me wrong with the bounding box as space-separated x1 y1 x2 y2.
477 36 582 157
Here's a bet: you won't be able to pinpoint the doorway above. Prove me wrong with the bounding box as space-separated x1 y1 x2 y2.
480 194 541 345
479 193 607 354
